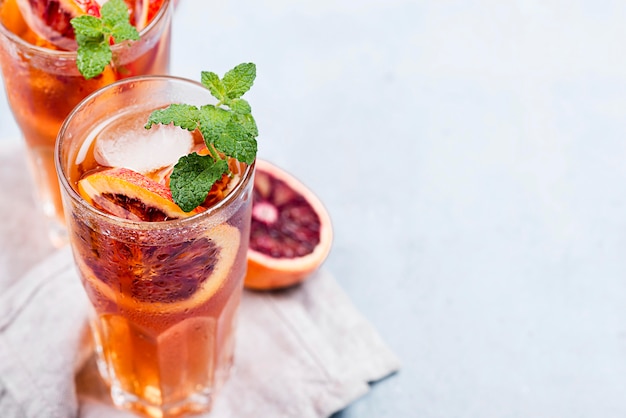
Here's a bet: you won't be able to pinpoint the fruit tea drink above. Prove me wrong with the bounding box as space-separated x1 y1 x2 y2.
55 76 254 417
0 0 172 245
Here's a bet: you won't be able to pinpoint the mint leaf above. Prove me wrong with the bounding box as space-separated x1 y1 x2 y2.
213 121 257 164
145 104 201 130
200 63 255 104
101 0 130 27
229 98 251 115
235 112 258 137
71 0 139 79
110 21 140 43
75 36 111 79
201 71 225 102
197 105 232 144
169 154 230 212
223 63 256 99
71 16 103 38
146 63 258 211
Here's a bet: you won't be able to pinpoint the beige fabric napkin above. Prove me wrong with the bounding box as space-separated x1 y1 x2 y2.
0 142 400 417
0 248 400 418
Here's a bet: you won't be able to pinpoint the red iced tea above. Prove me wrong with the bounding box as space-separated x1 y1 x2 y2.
56 76 254 417
0 0 172 245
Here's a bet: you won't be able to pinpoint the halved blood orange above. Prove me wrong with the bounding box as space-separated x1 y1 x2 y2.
76 223 241 314
77 167 202 221
245 159 333 290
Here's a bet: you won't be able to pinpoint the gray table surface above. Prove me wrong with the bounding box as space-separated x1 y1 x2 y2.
2 0 626 417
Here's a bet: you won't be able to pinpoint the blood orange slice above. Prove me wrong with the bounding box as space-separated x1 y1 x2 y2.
74 166 240 313
15 0 163 49
77 167 202 221
245 159 333 290
134 0 163 30
76 223 240 314
16 0 102 50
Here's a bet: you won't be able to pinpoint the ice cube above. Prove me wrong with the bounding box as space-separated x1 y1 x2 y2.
94 122 194 175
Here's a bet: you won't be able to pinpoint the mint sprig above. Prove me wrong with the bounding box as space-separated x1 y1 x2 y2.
71 0 139 79
145 63 258 212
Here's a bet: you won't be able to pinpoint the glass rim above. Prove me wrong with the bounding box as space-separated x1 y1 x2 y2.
0 0 172 59
55 74 256 229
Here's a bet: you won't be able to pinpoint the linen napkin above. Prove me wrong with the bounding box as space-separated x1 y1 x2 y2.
0 142 401 417
0 248 400 418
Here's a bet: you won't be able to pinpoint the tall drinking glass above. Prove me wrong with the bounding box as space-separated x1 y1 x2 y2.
55 76 254 417
0 0 173 246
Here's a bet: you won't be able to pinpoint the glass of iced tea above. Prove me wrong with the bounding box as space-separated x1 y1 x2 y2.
0 0 173 246
55 75 254 417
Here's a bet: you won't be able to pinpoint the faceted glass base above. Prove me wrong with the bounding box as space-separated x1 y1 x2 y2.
110 384 214 418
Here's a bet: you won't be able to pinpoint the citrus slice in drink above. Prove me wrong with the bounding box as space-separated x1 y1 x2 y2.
74 166 241 313
16 0 102 50
135 0 164 30
245 159 333 290
76 223 240 314
77 167 203 221
15 0 164 49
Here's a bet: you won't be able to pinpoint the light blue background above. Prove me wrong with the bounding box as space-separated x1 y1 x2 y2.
3 1 626 417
